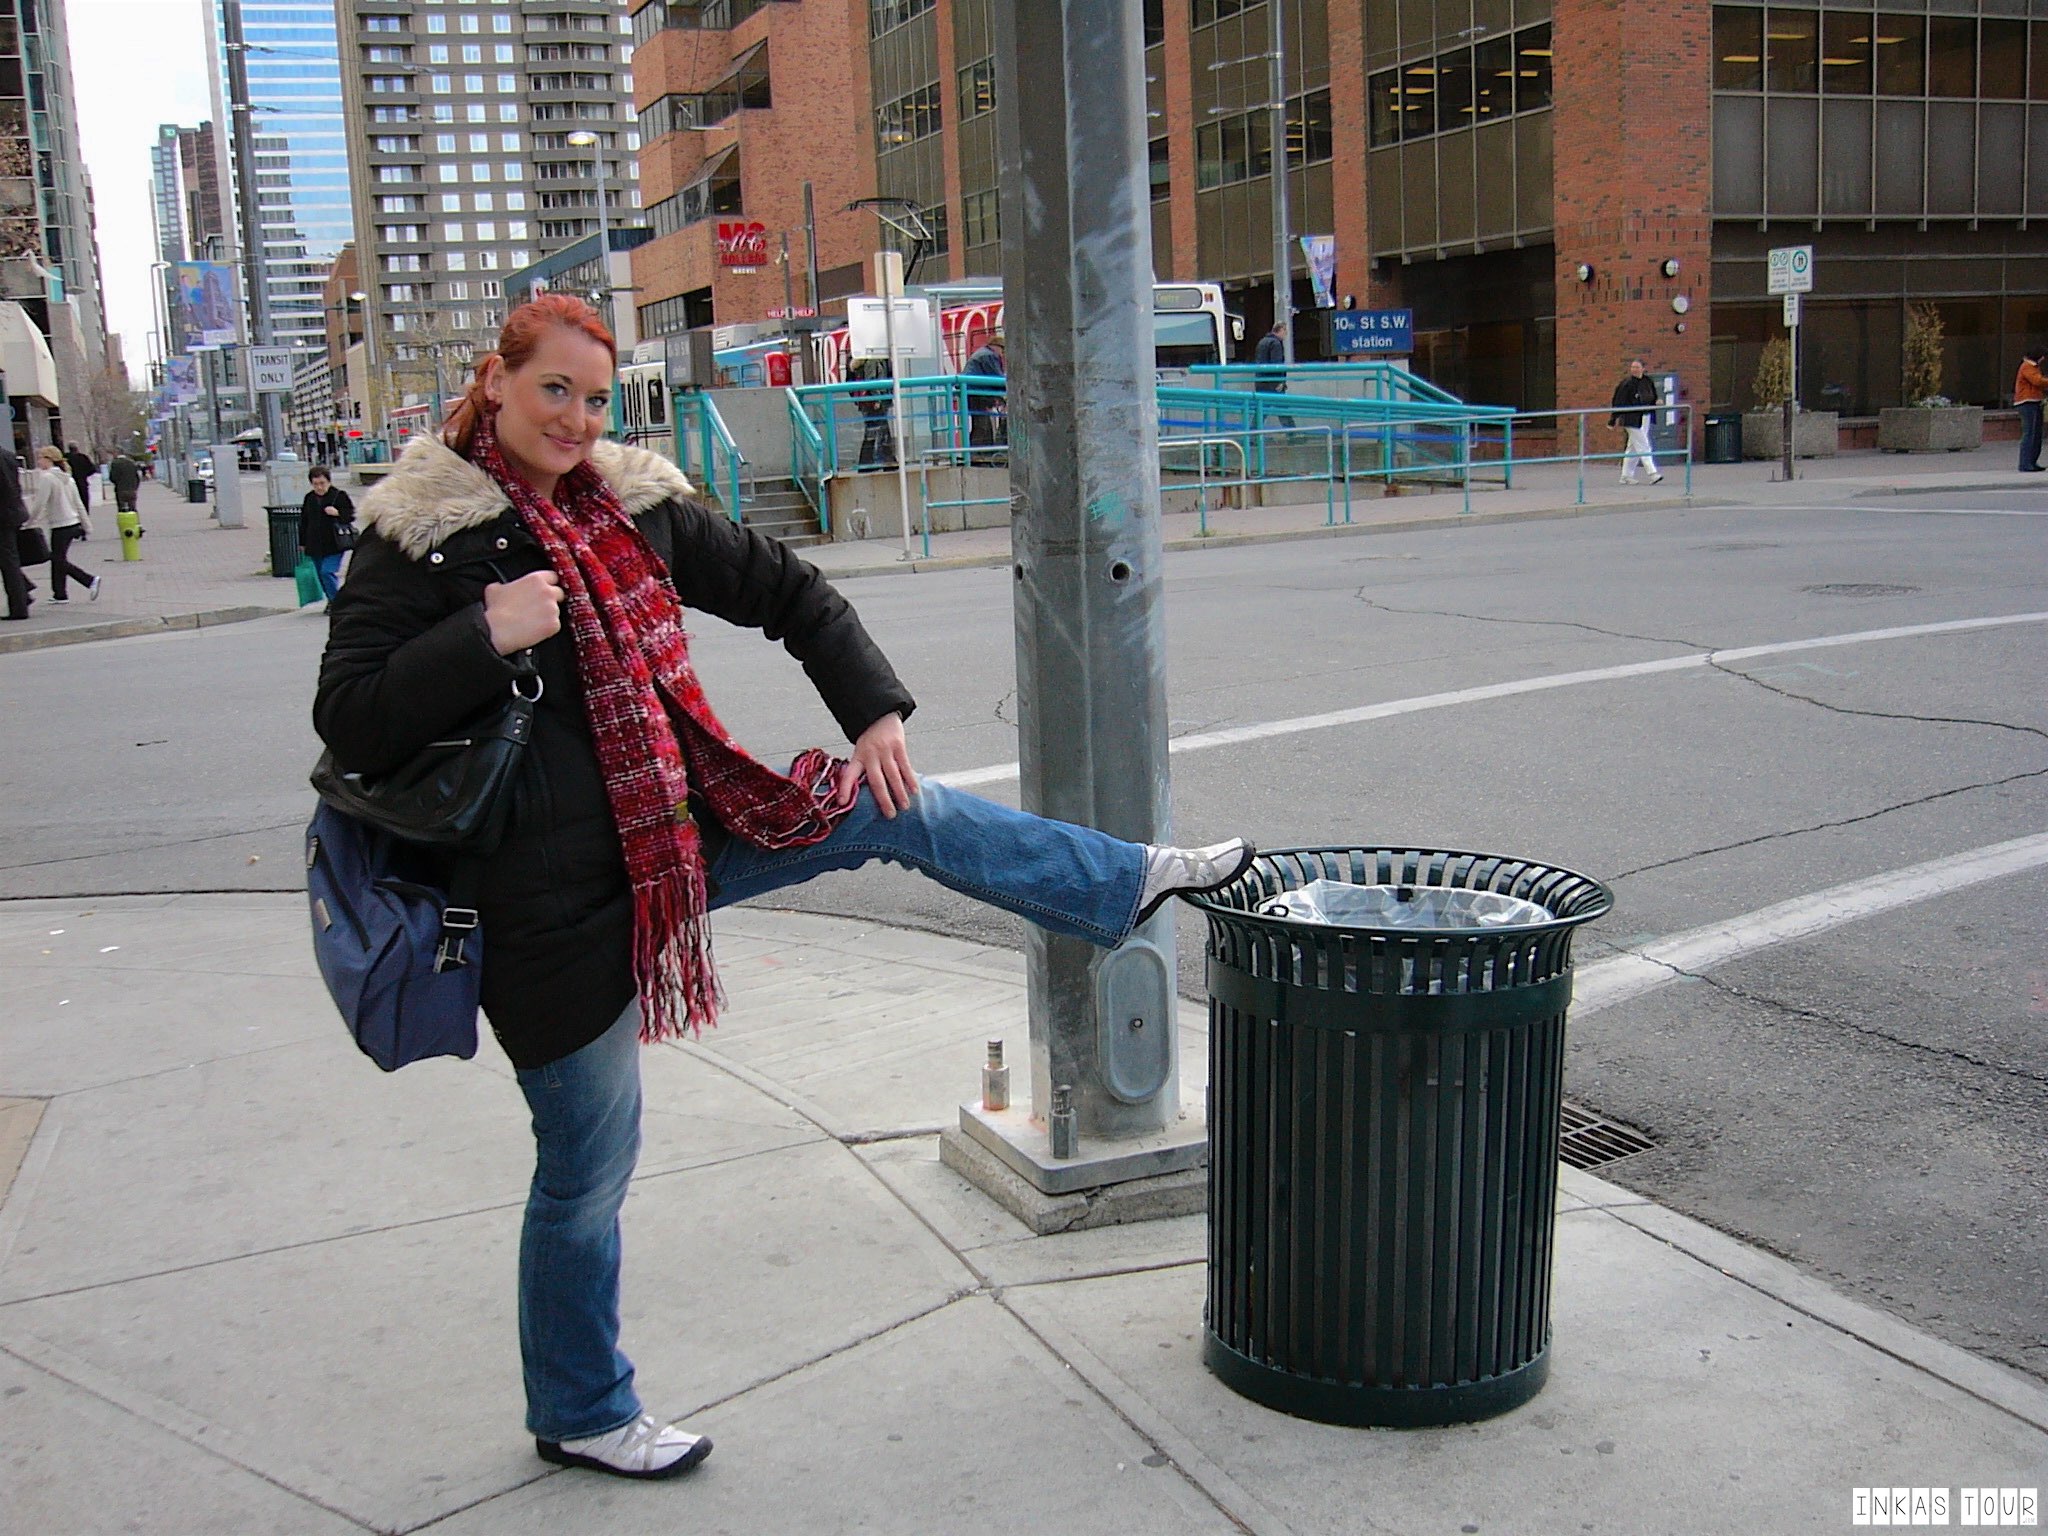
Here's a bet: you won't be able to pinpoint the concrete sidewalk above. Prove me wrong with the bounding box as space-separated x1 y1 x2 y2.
3 443 2038 652
1 894 2041 1534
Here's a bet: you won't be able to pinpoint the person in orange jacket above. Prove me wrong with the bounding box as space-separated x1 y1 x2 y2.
2015 346 2045 473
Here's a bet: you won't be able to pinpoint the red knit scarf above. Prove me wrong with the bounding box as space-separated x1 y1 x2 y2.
468 414 853 1041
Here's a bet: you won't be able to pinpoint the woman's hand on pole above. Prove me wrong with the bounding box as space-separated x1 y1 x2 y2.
483 570 564 654
843 711 918 819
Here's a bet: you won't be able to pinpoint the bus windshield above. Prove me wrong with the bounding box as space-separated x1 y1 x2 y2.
1154 311 1223 371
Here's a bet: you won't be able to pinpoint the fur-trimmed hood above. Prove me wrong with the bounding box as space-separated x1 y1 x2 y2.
357 434 696 560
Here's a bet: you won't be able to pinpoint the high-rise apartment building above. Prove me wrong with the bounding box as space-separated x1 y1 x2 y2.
177 122 229 260
0 0 110 448
152 128 186 264
205 1 355 352
337 0 641 413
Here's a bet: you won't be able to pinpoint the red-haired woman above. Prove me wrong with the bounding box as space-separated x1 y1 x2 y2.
313 295 1249 1481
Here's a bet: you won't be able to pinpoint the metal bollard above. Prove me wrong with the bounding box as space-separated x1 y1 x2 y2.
116 508 143 562
1048 1084 1077 1160
980 1039 1010 1112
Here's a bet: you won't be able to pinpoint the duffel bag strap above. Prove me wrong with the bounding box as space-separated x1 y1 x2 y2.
435 856 484 973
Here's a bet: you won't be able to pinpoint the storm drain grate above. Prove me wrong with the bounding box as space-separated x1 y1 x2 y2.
1558 1101 1658 1171
1800 582 1921 597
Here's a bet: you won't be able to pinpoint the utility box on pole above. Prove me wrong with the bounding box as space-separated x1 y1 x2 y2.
942 0 1205 1228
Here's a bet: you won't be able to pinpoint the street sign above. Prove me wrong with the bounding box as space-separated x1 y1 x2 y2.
248 347 294 393
847 296 935 360
1782 293 1801 328
1767 245 1814 295
766 306 818 320
1329 308 1414 356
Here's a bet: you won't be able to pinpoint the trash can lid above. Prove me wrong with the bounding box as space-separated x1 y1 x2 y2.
1260 881 1549 930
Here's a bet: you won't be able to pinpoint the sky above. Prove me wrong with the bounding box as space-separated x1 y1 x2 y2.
69 0 213 387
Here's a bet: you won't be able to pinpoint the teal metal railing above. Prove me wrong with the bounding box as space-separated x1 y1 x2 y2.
673 391 749 523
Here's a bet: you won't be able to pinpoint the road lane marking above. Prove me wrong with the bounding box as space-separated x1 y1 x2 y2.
1573 831 2048 1017
932 611 2048 788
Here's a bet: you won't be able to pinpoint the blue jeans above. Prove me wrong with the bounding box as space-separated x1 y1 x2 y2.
516 1002 644 1442
514 783 1147 1437
2018 399 2042 471
315 553 345 600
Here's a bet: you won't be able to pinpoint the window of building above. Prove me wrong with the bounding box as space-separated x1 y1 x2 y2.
501 131 520 149
468 103 488 121
469 132 488 151
434 103 455 122
365 45 410 63
477 220 496 239
448 280 469 299
462 43 482 63
508 219 528 239
465 74 485 92
500 103 519 121
1926 15 1974 97
1818 12 1872 94
1367 23 1551 147
875 82 941 152
494 14 512 32
1765 10 1817 93
377 165 413 183
869 0 933 39
437 132 457 151
365 13 405 31
647 146 742 234
958 56 994 121
476 193 495 210
506 190 526 209
438 164 458 181
503 161 523 180
461 15 479 33
387 283 417 301
472 163 492 181
496 44 513 62
480 251 499 269
497 73 517 92
1148 136 1169 202
446 251 467 270
429 43 449 63
511 249 531 267
426 14 445 33
372 135 417 152
481 280 502 298
370 105 416 122
1192 0 1248 26
443 221 463 239
430 73 451 92
962 186 999 246
441 192 462 210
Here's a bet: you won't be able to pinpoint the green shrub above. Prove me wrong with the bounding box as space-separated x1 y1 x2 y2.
1751 338 1792 407
1902 303 1949 406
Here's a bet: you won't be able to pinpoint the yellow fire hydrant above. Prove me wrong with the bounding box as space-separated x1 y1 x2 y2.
117 507 143 561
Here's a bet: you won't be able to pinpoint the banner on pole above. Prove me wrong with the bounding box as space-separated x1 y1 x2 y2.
1300 235 1337 309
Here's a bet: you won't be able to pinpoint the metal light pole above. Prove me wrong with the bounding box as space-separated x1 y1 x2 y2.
351 289 378 439
1269 0 1295 362
946 0 1198 1207
568 130 610 326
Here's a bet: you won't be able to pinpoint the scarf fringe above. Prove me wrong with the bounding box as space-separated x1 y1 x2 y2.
634 861 724 1043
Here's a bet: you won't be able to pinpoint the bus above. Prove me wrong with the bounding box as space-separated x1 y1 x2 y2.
810 281 1243 383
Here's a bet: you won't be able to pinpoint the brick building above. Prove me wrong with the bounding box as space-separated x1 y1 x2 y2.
630 0 2048 417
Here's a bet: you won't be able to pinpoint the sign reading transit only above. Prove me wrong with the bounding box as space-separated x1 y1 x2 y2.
1767 245 1814 295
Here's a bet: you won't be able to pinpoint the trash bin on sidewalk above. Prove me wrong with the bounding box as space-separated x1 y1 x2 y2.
1190 847 1612 1428
187 480 207 504
265 505 301 577
1704 412 1742 464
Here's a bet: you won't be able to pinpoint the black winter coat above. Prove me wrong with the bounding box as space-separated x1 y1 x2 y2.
299 485 356 560
313 436 915 1069
1609 374 1658 428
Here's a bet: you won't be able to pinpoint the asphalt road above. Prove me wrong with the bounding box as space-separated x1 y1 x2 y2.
2 487 2043 1382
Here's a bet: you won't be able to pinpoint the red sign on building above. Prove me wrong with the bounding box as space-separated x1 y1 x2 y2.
717 220 769 269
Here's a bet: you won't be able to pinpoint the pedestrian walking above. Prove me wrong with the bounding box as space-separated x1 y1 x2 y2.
2013 346 2044 473
28 445 100 602
962 329 1007 456
1253 320 1294 428
63 442 95 510
1609 359 1664 485
849 356 896 471
298 465 356 601
0 445 30 620
313 294 1252 1483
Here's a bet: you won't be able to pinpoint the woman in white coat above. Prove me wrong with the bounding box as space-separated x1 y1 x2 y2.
28 443 99 601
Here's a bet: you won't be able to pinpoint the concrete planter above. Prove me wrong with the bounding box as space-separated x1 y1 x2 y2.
1877 406 1984 453
1742 410 1839 459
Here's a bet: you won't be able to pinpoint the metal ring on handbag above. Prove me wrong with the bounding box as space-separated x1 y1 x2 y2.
512 673 543 703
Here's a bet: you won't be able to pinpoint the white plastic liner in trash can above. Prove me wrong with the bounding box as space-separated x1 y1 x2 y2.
1258 880 1551 929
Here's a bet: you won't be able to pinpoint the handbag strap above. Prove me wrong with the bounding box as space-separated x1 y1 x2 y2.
435 855 485 973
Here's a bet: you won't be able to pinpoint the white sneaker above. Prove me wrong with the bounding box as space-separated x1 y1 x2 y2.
88 576 102 600
1650 474 1664 485
1137 837 1256 922
537 1412 712 1480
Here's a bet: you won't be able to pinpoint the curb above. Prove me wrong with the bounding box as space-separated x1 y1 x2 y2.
806 493 1721 581
0 604 293 656
1853 478 2045 497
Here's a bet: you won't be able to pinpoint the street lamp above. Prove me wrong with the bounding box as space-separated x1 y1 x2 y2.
566 130 610 323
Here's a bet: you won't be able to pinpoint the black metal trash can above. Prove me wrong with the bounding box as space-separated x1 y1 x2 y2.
1704 412 1742 464
187 479 208 504
1190 847 1612 1428
265 505 301 577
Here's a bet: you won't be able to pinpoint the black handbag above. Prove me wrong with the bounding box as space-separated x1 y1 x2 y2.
310 674 540 853
16 527 49 566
